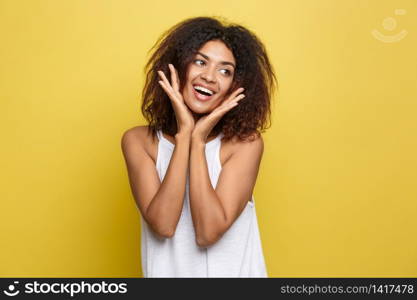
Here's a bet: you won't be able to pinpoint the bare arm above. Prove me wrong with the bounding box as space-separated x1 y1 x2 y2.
121 63 195 238
121 127 191 238
189 135 263 247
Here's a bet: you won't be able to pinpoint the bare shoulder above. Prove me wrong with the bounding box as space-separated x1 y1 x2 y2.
121 125 149 148
220 133 264 166
234 133 263 154
121 125 158 162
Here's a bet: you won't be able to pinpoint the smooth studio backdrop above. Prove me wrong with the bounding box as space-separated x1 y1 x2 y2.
1 0 416 277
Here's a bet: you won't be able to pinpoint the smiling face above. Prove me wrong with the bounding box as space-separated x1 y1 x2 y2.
181 40 236 115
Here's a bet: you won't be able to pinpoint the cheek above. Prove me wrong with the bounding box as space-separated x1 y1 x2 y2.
182 69 195 95
219 79 234 98
185 66 199 83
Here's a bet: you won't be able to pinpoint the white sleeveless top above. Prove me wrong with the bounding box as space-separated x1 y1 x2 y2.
140 130 268 277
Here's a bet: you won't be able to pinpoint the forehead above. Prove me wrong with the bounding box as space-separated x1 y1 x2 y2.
197 40 235 64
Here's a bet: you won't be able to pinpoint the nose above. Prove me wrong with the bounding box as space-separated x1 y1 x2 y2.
200 66 217 83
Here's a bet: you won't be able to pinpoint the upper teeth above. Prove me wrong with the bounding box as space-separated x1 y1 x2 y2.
194 85 214 95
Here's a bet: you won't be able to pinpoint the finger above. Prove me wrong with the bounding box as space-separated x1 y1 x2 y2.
212 94 245 118
168 64 179 91
157 70 174 92
231 87 245 99
228 94 245 107
158 70 186 107
221 93 245 109
173 66 180 87
200 96 243 131
171 65 182 97
158 80 177 102
157 80 170 95
168 65 185 101
224 87 245 104
234 93 246 103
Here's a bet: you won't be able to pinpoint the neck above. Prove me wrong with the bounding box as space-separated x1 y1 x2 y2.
191 111 203 122
190 112 218 139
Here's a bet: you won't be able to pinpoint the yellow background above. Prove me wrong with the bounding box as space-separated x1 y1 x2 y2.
1 0 416 277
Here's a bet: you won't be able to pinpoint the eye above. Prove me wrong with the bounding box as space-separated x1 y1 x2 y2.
220 69 232 76
194 59 205 66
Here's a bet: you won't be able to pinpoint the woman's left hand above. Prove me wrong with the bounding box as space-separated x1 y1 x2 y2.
192 87 245 143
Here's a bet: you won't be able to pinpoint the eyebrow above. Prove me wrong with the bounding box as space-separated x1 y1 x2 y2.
196 51 236 68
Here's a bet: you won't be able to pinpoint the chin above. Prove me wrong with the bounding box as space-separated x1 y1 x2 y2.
184 100 212 115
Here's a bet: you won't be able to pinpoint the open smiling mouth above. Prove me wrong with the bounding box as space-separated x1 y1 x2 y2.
193 85 216 101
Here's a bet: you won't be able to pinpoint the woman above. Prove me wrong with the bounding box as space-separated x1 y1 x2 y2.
121 16 276 277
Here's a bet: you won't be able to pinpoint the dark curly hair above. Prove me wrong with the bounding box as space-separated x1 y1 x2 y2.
141 16 277 142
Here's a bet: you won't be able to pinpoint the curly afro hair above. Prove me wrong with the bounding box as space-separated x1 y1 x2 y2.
141 16 277 142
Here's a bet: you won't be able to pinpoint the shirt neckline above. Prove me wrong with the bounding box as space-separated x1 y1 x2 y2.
159 130 223 149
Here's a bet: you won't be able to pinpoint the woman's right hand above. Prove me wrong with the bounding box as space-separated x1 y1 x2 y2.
157 64 195 135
